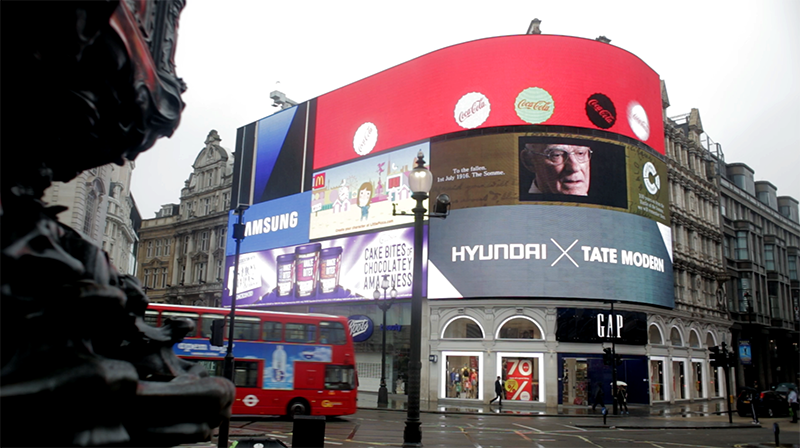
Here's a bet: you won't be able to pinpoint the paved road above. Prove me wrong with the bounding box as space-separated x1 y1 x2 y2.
183 409 800 448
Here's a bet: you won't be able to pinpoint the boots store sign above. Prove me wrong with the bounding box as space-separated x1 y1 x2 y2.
555 308 647 345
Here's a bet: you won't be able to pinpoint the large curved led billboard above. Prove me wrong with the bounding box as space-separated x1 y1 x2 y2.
228 34 673 309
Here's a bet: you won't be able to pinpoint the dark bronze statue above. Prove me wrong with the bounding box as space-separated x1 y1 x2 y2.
0 1 235 446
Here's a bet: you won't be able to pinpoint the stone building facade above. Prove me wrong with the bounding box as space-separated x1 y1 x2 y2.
136 130 233 306
716 162 800 390
42 161 140 275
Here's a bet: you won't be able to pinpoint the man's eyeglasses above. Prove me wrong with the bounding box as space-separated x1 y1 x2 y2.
533 148 592 165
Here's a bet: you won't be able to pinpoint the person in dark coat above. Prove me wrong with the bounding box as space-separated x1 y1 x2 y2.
616 385 629 414
592 383 605 411
489 376 504 405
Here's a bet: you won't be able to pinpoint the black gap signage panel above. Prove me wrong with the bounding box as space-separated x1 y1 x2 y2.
556 308 647 345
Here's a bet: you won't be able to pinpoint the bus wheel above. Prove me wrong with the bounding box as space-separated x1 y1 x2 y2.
288 399 310 417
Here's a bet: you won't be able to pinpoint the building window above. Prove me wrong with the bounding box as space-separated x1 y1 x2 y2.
155 239 162 257
789 255 798 281
200 231 209 251
206 171 213 187
497 317 543 339
183 235 190 254
765 244 775 271
648 325 663 345
670 327 683 346
216 259 223 282
222 193 229 211
143 269 150 288
735 231 749 260
218 228 226 249
83 190 97 235
180 264 186 284
161 268 168 288
203 198 210 215
194 262 206 284
164 239 171 256
731 174 746 190
779 205 791 219
757 191 770 206
442 317 484 339
146 241 153 258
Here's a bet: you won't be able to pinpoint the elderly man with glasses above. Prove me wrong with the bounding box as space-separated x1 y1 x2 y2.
520 143 592 196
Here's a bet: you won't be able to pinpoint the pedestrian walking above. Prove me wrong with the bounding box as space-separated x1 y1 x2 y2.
616 385 628 414
490 376 504 405
592 383 605 411
788 386 798 423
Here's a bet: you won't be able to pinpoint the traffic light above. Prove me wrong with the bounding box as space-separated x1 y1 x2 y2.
210 319 225 347
709 345 726 367
603 347 612 366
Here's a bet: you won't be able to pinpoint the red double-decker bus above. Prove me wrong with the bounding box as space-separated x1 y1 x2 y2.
145 304 358 417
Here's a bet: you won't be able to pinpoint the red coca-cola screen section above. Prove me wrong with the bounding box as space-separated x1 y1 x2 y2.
313 34 664 170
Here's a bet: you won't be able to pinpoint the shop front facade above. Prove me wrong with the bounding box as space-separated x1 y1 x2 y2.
425 300 731 408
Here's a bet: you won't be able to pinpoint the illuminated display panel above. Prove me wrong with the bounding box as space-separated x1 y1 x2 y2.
230 34 673 309
222 226 428 308
428 205 674 308
309 143 429 240
313 35 664 170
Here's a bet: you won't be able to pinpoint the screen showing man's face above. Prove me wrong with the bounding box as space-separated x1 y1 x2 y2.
528 144 591 195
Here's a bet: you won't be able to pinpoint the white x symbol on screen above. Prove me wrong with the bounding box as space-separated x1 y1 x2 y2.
550 239 579 268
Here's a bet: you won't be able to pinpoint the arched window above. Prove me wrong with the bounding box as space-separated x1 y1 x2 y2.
688 330 701 348
670 327 684 346
648 324 664 345
83 189 97 234
497 317 543 339
705 333 716 348
442 317 484 339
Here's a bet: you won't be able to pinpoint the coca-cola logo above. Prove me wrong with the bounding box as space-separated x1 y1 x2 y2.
514 87 555 124
454 92 491 129
585 93 616 129
627 101 650 141
353 122 378 156
348 315 373 342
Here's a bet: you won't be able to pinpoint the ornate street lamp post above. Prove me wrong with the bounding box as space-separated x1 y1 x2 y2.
374 274 398 407
402 151 433 447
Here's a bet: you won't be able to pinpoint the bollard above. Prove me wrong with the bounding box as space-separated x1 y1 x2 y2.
773 422 779 447
602 406 608 425
292 415 326 448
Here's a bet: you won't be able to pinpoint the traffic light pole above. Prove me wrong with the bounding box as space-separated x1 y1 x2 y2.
722 342 733 424
610 301 618 416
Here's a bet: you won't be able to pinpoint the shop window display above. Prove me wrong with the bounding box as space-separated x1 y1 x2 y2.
502 357 539 401
445 355 480 399
672 360 686 399
692 361 703 399
562 359 589 405
650 360 665 401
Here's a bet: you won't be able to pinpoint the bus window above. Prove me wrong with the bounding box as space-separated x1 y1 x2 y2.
200 314 225 338
193 359 259 388
144 310 159 326
319 321 346 345
325 365 356 390
262 321 282 341
226 316 260 340
161 311 200 337
234 360 259 387
285 323 317 343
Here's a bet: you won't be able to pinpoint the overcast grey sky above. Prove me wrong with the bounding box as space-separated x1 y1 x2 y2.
130 0 800 219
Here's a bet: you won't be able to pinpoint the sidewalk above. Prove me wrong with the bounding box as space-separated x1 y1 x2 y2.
356 391 765 429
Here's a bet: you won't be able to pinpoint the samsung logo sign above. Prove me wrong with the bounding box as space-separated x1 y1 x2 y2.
244 211 298 237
